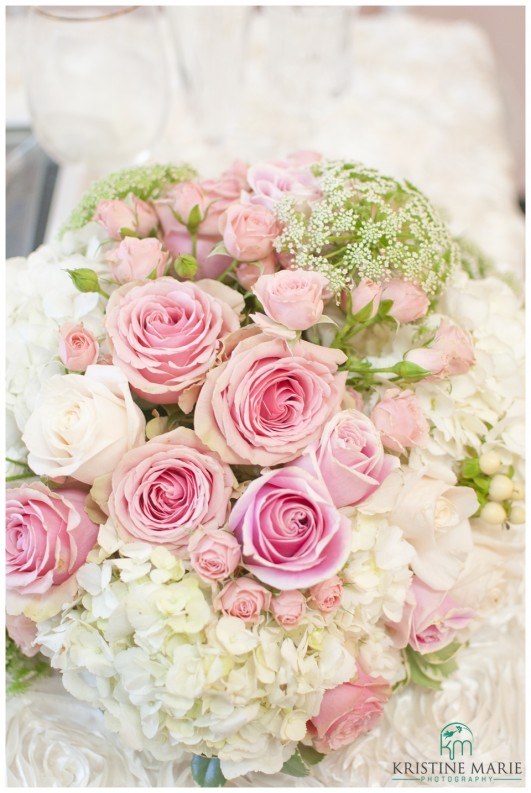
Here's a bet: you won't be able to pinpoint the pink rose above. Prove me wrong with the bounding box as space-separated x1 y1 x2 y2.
349 278 382 319
247 161 321 210
307 665 391 753
406 319 475 378
94 194 158 240
389 577 474 654
189 528 241 582
157 182 207 227
370 388 429 454
197 164 250 236
195 335 347 466
271 590 306 630
105 237 169 283
214 577 271 624
309 575 343 613
6 614 40 657
6 483 99 620
252 269 328 331
230 465 351 589
162 230 233 280
381 278 430 323
301 410 399 509
235 253 277 290
109 428 234 553
220 202 281 262
105 277 241 409
58 322 99 372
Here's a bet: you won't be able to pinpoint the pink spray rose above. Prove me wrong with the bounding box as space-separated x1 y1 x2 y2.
158 182 207 227
6 483 99 620
214 577 271 624
230 465 351 589
195 334 347 466
389 577 474 654
105 277 242 409
349 278 382 318
6 614 40 657
58 322 99 372
234 253 277 290
300 410 399 509
163 230 233 281
109 428 235 553
105 237 169 283
197 163 250 236
370 388 429 454
219 202 281 262
252 269 329 331
381 278 430 323
271 590 306 630
307 665 391 753
189 528 241 582
94 194 158 240
309 575 343 614
247 160 321 210
405 318 475 378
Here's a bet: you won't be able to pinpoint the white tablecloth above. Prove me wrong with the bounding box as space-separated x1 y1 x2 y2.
6 10 525 788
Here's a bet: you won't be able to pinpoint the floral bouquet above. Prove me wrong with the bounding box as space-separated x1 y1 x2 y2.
6 153 524 785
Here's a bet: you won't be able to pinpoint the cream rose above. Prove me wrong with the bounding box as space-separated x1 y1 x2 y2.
23 365 145 485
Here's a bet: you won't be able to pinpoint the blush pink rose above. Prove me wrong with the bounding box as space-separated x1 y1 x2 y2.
300 410 399 509
94 194 158 240
349 278 382 318
389 577 474 654
158 182 207 227
247 160 322 210
219 202 281 262
405 318 475 378
58 322 99 372
381 278 430 323
188 528 241 582
230 465 351 589
214 577 271 624
109 427 234 553
370 388 429 454
162 230 233 280
105 237 169 283
309 575 343 613
6 613 40 657
271 590 306 630
252 269 328 331
235 253 277 290
195 335 347 466
307 665 391 753
105 277 241 409
198 164 250 236
6 483 99 620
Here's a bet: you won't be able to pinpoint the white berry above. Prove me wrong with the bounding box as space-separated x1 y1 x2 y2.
509 506 525 525
488 474 514 502
512 481 525 501
480 502 507 524
479 451 501 476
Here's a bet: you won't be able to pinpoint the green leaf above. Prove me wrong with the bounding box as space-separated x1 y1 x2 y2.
351 299 376 323
423 641 462 664
191 756 226 788
461 458 480 479
281 750 310 778
119 226 138 238
207 240 230 259
472 474 491 493
377 298 394 318
298 743 325 766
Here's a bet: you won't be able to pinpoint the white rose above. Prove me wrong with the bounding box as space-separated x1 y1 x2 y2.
23 365 145 485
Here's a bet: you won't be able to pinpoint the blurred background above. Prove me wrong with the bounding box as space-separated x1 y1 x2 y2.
5 4 525 272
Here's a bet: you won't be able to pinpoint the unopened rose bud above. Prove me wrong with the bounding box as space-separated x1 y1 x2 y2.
174 254 199 280
58 322 99 372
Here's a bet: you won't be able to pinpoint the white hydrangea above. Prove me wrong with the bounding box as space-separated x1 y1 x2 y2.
36 511 412 780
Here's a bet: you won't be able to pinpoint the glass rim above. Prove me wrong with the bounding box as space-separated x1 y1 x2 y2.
30 6 140 22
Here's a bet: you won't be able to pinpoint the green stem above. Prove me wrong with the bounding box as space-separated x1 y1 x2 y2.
191 231 197 258
98 286 110 299
216 259 238 283
5 457 29 468
6 472 36 482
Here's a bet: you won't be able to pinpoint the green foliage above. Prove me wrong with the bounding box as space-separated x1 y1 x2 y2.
281 749 311 777
403 642 463 691
62 162 197 234
458 456 490 514
298 743 326 766
191 755 226 787
6 631 52 695
456 236 493 280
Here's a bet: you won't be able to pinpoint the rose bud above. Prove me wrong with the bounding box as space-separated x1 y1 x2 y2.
58 322 99 372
